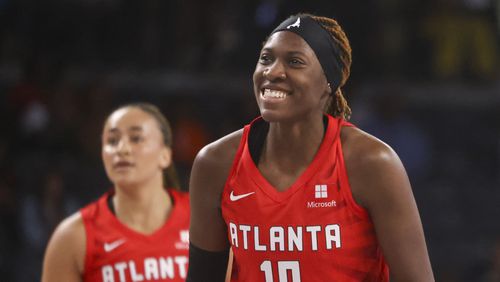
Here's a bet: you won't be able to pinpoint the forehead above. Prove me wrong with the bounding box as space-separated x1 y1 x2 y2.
104 107 157 132
262 31 315 56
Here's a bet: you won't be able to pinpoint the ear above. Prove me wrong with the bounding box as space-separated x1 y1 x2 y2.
159 147 172 169
326 83 333 95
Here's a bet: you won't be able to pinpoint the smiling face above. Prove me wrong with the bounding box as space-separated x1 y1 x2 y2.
101 107 171 189
253 31 332 123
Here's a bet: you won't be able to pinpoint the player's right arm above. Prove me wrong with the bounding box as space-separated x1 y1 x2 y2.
42 212 86 282
187 130 242 282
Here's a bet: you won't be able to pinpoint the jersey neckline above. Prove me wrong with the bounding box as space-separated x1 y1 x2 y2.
101 188 184 242
242 115 339 203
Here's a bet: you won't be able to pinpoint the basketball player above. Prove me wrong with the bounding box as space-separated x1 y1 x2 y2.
187 13 434 281
42 103 190 282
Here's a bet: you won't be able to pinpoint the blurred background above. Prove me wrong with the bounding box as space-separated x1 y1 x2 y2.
0 0 499 281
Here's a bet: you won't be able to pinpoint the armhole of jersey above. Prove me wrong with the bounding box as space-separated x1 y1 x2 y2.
80 207 94 277
222 125 250 195
337 121 370 219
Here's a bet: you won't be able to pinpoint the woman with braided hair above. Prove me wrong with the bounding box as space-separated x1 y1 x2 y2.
187 13 433 282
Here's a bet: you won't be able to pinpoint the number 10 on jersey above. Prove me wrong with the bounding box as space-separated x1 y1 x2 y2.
260 260 301 282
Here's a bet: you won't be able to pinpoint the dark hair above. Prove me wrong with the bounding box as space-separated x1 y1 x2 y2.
109 102 181 190
303 14 353 120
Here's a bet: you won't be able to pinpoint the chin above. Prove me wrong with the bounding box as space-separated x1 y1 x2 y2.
260 111 278 122
111 176 139 188
260 109 292 123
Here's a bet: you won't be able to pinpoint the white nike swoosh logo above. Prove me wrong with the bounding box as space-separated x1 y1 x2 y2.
104 239 126 252
230 191 255 201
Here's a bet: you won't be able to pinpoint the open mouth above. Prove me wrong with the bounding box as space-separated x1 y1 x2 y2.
113 161 134 169
261 88 288 99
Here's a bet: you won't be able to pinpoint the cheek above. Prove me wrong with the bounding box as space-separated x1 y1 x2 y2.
138 144 163 163
253 66 264 86
101 145 114 164
305 72 328 96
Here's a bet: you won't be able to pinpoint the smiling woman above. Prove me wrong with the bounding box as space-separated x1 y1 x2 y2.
42 103 190 282
187 13 434 282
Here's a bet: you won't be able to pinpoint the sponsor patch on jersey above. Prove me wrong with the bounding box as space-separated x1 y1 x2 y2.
307 184 337 208
174 230 189 250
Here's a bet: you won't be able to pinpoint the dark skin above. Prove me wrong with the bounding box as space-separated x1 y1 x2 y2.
189 31 434 281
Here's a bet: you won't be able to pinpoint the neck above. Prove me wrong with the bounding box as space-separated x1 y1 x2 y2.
264 114 325 166
113 177 172 235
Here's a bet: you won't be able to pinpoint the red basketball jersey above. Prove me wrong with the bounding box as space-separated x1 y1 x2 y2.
221 115 389 282
81 189 190 282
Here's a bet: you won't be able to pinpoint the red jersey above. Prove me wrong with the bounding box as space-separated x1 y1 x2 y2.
221 115 389 282
81 189 190 282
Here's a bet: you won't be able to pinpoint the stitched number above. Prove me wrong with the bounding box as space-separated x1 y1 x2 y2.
260 260 301 282
260 261 273 281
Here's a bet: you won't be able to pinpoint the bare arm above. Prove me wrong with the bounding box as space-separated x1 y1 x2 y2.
343 127 434 282
188 130 242 280
42 213 85 282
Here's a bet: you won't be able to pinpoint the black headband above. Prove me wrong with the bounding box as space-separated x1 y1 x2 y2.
271 15 343 90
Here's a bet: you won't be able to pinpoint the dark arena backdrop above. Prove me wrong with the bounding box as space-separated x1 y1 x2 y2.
0 0 499 281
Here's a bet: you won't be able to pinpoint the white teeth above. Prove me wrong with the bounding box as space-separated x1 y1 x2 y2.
262 89 287 99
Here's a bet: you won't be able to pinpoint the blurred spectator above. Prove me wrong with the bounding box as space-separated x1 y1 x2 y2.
354 86 432 181
422 0 498 80
171 100 210 189
0 1 498 280
17 168 78 281
7 58 48 137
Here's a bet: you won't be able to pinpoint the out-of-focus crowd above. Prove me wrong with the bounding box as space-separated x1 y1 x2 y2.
0 0 499 281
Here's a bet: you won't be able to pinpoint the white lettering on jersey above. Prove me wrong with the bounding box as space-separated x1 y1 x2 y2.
101 256 188 281
102 266 114 282
159 257 174 279
270 227 285 251
144 257 159 280
306 226 321 251
240 225 251 250
114 262 127 282
325 224 341 249
307 200 336 208
129 260 144 281
288 226 303 251
229 222 342 253
230 222 239 247
174 256 188 278
254 226 267 251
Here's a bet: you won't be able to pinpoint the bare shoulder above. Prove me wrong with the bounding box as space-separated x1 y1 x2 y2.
192 129 244 182
340 126 409 209
189 129 244 250
42 212 86 281
341 126 434 281
46 212 86 264
341 126 399 163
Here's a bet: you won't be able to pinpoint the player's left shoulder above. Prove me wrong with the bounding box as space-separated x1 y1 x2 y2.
341 126 409 208
341 126 400 169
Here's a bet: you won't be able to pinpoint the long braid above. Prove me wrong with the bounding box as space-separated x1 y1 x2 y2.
310 15 353 120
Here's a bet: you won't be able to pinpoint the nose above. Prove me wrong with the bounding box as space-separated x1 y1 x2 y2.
116 138 131 155
263 61 286 81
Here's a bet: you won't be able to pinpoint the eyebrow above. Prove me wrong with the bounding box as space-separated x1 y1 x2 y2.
261 48 307 56
107 126 144 133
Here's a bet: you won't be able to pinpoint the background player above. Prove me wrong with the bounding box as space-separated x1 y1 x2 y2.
42 103 190 282
187 13 434 281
